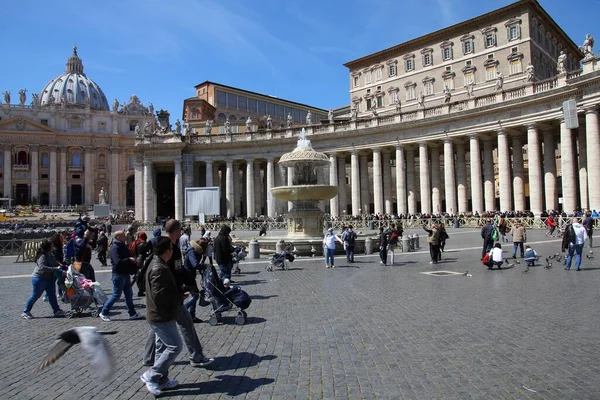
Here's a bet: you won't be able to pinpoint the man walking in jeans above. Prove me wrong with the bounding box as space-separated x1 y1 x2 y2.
99 230 143 322
141 236 182 396
214 225 235 280
563 217 588 271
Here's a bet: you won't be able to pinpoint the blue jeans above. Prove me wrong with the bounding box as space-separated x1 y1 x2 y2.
345 245 355 262
101 273 136 316
24 276 61 314
566 243 584 270
325 248 335 267
143 320 182 386
512 242 524 258
184 294 199 318
218 263 233 280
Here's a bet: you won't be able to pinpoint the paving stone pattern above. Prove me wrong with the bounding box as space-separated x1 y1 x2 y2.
0 229 599 399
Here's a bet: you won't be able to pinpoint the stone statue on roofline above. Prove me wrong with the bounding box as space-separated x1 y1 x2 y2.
286 112 293 128
113 98 119 112
581 34 595 59
266 115 273 130
175 119 182 135
525 63 535 82
246 116 253 132
18 89 27 106
305 110 312 125
443 86 451 104
495 72 504 91
205 120 213 135
417 91 425 108
224 116 231 134
465 78 475 97
328 108 334 124
557 51 567 74
3 91 10 105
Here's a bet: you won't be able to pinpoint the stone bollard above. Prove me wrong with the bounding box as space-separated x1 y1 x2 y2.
414 233 420 249
409 235 416 252
401 235 411 252
249 239 260 259
364 237 373 255
453 218 460 228
276 239 285 253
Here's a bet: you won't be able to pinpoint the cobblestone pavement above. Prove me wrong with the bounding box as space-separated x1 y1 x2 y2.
1 229 599 399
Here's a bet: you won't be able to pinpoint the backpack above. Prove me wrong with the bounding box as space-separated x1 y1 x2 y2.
64 238 75 258
482 252 493 266
346 232 356 246
491 228 499 241
427 229 437 244
389 231 399 244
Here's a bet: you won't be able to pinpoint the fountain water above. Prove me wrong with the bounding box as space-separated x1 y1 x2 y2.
271 129 338 253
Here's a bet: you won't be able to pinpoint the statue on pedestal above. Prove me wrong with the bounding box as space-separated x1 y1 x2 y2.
351 108 357 121
443 86 451 104
135 123 141 137
205 120 213 135
175 119 182 135
31 93 40 106
581 34 595 59
184 122 191 136
224 117 231 134
148 103 154 116
286 113 293 128
525 63 535 82
395 99 401 112
328 108 334 124
143 121 152 135
495 72 504 91
465 79 475 97
266 115 273 130
557 51 567 73
417 91 425 109
112 99 119 111
305 111 312 125
18 89 27 106
3 91 10 105
99 187 107 204
245 116 253 132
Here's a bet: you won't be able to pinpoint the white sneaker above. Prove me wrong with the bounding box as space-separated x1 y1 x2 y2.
99 313 111 322
162 379 178 390
129 313 143 320
21 312 34 320
140 375 162 396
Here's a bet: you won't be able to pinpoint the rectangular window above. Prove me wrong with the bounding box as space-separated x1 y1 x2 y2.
40 119 48 126
423 53 432 67
129 121 138 131
444 78 454 90
226 93 237 109
463 71 474 86
486 66 497 81
365 71 372 84
41 174 48 179
463 40 473 54
465 60 472 66
511 46 518 53
485 33 496 48
72 174 80 179
442 47 452 60
375 68 382 81
487 54 494 59
216 90 227 106
41 154 49 168
353 76 359 87
405 58 414 71
366 98 372 109
508 25 519 40
238 96 248 112
70 119 83 130
391 91 398 104
377 97 383 107
510 59 522 74
366 89 371 95
257 100 266 116
406 87 416 101
97 122 106 132
424 81 434 96
248 98 257 113
389 64 396 77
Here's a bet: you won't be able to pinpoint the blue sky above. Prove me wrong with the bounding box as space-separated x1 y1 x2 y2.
0 0 596 117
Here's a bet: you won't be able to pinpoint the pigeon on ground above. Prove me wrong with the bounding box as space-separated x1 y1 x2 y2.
36 327 116 381
515 260 520 264
463 271 468 276
522 265 530 274
548 255 555 260
587 254 594 259
544 259 553 269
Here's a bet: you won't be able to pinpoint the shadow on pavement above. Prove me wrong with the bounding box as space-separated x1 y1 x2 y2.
166 375 275 397
206 352 277 371
250 294 279 300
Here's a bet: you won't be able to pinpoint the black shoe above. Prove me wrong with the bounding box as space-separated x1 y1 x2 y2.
192 317 203 323
191 358 214 368
137 292 145 297
497 266 502 269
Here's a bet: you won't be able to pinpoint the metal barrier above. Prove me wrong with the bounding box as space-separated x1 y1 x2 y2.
15 239 45 263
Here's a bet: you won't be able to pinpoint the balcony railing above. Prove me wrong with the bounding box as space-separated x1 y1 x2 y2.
13 165 29 171
68 165 83 172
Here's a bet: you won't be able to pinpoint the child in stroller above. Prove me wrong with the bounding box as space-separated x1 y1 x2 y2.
60 262 108 318
266 243 295 271
201 264 251 326
232 245 247 275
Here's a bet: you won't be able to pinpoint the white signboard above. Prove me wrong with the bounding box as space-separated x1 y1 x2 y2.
93 204 111 217
185 187 220 216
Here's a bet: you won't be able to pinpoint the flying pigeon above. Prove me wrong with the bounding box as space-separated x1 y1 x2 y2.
36 327 116 381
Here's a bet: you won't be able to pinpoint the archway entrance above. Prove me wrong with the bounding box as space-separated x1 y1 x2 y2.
156 172 175 220
39 192 49 206
15 184 29 205
126 176 135 208
70 185 83 205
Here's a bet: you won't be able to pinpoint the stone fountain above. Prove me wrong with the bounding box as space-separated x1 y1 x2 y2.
271 128 338 254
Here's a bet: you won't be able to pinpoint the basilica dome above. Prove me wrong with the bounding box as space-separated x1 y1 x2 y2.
39 46 110 111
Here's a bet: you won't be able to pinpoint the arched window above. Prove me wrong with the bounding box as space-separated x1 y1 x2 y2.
229 115 237 121
217 113 227 122
98 154 106 169
17 151 28 165
71 152 81 167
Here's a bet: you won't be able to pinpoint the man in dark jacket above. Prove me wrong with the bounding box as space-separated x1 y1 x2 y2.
135 228 163 297
214 225 235 280
480 219 495 259
99 230 142 322
141 236 182 396
96 231 108 266
74 228 96 281
583 210 594 249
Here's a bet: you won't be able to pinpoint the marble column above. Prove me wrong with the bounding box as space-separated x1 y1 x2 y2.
360 154 370 214
443 139 457 214
266 158 275 218
350 151 360 215
456 141 468 213
372 149 383 215
30 146 39 203
143 160 153 221
182 154 194 189
246 160 256 217
225 160 234 218
382 150 393 215
49 147 57 206
497 130 512 212
174 158 183 220
482 139 495 212
585 109 600 210
110 149 120 206
469 134 483 213
512 136 525 211
543 130 558 211
205 160 213 187
287 167 294 211
134 154 143 220
578 127 588 210
3 146 10 199
419 142 431 214
406 148 416 215
254 161 262 216
560 120 577 212
431 145 441 214
233 163 241 214
395 146 407 215
329 154 339 217
526 124 543 215
84 150 93 205
59 147 67 205
337 157 348 216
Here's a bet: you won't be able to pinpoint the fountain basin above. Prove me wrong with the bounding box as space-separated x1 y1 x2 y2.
271 185 338 201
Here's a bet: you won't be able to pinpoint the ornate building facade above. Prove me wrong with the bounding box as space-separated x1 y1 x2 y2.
135 0 600 222
0 47 155 209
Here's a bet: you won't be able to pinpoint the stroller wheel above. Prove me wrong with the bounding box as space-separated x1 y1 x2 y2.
90 309 99 318
64 310 74 319
241 311 247 318
235 313 246 325
208 316 219 326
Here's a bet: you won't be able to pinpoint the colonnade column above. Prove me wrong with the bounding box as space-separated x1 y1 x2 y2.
134 154 143 220
360 154 369 214
443 139 457 214
527 124 543 215
497 130 512 212
560 120 577 212
246 160 255 217
482 139 495 211
182 155 194 189
382 150 393 215
59 147 67 205
395 146 407 215
329 154 339 217
254 161 262 216
406 148 416 215
455 141 468 213
266 157 275 218
418 142 431 214
337 157 347 216
350 151 360 216
585 109 600 210
84 149 93 205
30 145 39 203
3 146 10 199
578 127 588 210
205 160 213 187
469 134 483 213
233 163 241 215
372 149 383 215
174 158 183 220
49 146 57 206
110 149 119 206
430 145 441 214
543 131 558 211
512 136 525 212
225 160 234 218
143 160 153 221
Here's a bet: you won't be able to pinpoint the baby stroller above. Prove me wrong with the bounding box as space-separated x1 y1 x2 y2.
201 264 251 326
266 244 295 271
232 246 247 275
60 263 108 318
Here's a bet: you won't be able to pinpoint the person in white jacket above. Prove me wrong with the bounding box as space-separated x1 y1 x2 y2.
323 228 343 269
491 242 504 269
564 218 588 271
